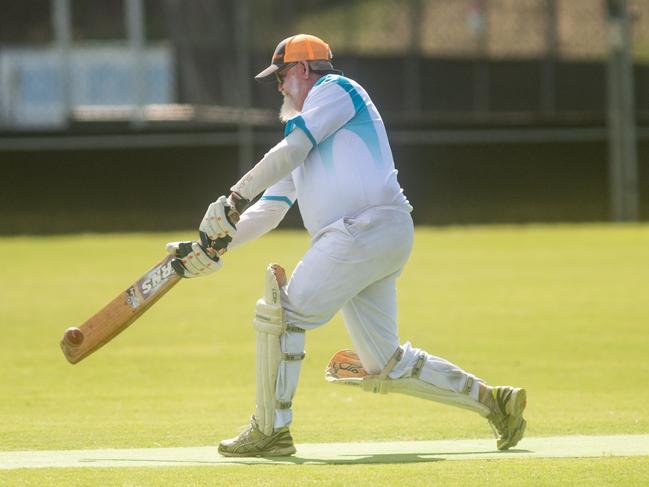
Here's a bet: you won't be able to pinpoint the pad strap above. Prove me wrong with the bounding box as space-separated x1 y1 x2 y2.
282 352 305 361
378 347 404 380
462 376 474 395
362 347 404 394
411 353 426 378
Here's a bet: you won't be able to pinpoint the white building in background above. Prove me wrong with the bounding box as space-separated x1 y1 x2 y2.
0 45 174 128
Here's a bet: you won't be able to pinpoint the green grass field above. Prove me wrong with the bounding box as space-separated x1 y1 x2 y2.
1 225 648 485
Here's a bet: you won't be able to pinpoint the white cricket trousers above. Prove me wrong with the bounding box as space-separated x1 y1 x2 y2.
274 206 483 429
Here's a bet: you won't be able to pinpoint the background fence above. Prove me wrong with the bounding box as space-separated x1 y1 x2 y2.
1 0 648 232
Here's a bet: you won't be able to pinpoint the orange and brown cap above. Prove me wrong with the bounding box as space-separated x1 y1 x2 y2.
255 34 342 82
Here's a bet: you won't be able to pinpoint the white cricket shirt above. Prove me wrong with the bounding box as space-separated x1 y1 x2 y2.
262 74 411 236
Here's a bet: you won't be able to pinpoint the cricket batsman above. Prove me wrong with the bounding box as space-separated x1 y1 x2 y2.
167 34 527 457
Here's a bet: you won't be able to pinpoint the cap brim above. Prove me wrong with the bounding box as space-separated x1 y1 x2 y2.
254 64 280 83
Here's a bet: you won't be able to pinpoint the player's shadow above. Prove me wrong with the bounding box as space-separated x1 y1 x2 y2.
261 449 532 465
275 452 446 465
83 449 530 466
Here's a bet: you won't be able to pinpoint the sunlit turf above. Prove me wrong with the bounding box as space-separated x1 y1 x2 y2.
3 457 649 487
1 224 647 484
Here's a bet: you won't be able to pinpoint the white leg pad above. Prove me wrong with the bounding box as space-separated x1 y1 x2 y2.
369 377 490 417
326 348 490 417
274 329 305 429
253 264 305 435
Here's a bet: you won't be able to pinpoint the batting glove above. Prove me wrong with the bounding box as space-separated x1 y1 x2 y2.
166 240 223 278
198 193 249 254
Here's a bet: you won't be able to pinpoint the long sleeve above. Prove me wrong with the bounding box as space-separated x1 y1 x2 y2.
229 175 297 250
230 129 311 202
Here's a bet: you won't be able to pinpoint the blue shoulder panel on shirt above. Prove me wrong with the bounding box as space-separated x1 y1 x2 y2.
315 75 383 168
333 77 367 114
260 195 294 207
314 75 365 114
314 74 337 87
284 115 317 147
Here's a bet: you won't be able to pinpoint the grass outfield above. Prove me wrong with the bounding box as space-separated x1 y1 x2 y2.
1 225 648 485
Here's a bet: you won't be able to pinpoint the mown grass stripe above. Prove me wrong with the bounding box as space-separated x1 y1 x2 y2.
1 434 648 469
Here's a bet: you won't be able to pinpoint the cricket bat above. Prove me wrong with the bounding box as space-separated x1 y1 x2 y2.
60 255 182 364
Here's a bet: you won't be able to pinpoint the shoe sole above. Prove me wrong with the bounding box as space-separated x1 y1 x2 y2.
218 445 297 458
497 388 527 451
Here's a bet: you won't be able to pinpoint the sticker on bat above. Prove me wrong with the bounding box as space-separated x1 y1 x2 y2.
138 257 176 298
126 287 141 309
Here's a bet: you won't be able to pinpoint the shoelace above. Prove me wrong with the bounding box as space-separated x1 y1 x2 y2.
233 424 255 441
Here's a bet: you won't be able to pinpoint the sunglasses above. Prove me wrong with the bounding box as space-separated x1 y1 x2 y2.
275 62 298 84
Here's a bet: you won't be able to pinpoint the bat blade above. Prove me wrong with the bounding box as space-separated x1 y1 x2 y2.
60 255 182 364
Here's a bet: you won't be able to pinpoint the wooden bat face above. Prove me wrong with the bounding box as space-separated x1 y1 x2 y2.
60 255 181 364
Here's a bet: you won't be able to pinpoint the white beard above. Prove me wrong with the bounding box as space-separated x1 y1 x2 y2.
278 76 301 122
279 95 300 123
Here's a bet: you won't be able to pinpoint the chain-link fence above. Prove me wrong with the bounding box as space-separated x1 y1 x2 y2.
1 0 649 128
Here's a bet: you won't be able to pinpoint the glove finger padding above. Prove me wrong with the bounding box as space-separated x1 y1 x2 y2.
185 242 221 275
199 195 237 242
200 231 231 257
166 240 223 278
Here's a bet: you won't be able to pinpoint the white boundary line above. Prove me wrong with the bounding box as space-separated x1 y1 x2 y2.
1 434 648 469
